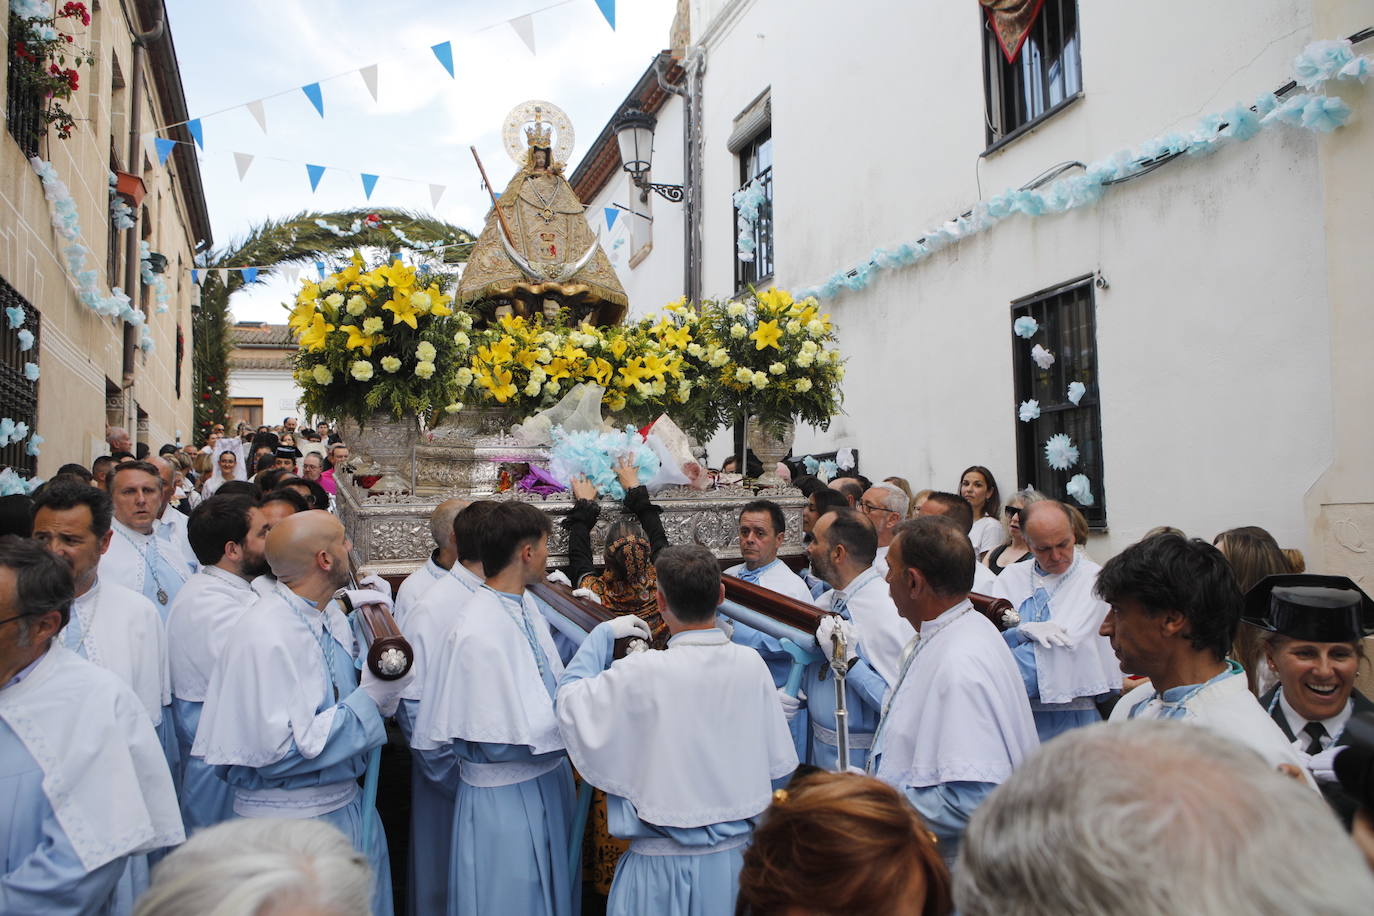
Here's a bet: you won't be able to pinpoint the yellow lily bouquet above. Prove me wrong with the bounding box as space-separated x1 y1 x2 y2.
289 254 469 427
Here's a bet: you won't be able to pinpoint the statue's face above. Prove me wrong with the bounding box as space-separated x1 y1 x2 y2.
533 149 549 169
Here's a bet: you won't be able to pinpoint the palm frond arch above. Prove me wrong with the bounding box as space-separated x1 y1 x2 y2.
192 208 476 438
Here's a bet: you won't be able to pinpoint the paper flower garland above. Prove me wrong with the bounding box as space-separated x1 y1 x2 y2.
1031 344 1055 370
817 459 838 482
1018 400 1041 422
1013 316 1039 339
1044 433 1080 470
1067 381 1085 405
1066 473 1094 506
16 330 33 351
0 468 41 496
22 363 39 382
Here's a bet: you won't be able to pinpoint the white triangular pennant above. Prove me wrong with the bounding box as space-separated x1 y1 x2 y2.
245 99 267 133
359 64 379 102
429 184 446 208
140 132 158 164
217 268 231 282
281 265 301 285
233 152 254 181
510 14 536 54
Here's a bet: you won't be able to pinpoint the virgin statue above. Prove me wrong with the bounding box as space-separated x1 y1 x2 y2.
458 100 628 327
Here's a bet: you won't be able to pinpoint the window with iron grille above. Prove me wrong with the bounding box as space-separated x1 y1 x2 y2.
982 0 1082 148
733 129 773 293
1011 276 1104 528
5 21 45 158
0 278 39 477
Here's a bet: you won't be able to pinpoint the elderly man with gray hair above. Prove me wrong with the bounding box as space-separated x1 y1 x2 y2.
859 482 908 579
954 719 1374 915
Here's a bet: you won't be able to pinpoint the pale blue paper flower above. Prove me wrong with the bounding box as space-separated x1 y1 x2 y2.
1013 316 1039 339
1031 344 1055 370
0 469 26 497
1293 40 1354 90
1018 400 1041 423
1044 433 1080 471
17 330 33 352
1261 94 1309 128
1338 56 1370 83
11 422 27 443
1066 473 1094 506
817 460 838 483
549 425 659 500
0 420 13 446
22 363 38 382
1219 104 1261 142
802 455 819 475
1067 381 1086 405
1300 95 1351 133
25 433 42 457
5 307 24 329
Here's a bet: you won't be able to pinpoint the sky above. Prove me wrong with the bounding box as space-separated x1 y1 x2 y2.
162 0 678 323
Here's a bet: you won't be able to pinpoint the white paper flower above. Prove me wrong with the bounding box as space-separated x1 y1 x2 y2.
1031 344 1055 370
1014 316 1039 339
1067 381 1086 405
836 448 855 471
1044 433 1080 470
1018 400 1041 422
1066 473 1094 506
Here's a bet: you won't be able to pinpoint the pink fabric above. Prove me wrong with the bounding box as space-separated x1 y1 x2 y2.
320 469 338 495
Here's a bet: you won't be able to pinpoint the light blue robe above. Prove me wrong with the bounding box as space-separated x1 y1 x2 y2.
1004 628 1103 740
900 781 996 868
0 720 135 914
800 655 886 771
208 611 393 916
396 699 456 916
170 697 233 833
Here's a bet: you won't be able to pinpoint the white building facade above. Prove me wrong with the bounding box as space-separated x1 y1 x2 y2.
227 323 304 429
571 0 1374 581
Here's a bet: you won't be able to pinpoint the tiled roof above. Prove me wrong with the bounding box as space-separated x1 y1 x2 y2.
231 323 296 348
229 355 294 371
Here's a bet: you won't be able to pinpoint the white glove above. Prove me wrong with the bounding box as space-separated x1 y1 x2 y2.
777 688 802 722
546 570 572 586
715 615 735 639
342 588 392 612
604 615 652 641
816 615 859 666
1019 620 1072 649
357 574 392 600
1304 746 1343 784
571 587 603 605
361 663 411 717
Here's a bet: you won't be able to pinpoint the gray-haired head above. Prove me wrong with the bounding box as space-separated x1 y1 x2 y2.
134 818 372 916
954 719 1374 916
866 481 910 517
429 497 470 550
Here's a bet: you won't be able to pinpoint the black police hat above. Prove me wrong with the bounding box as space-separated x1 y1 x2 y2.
1242 574 1374 643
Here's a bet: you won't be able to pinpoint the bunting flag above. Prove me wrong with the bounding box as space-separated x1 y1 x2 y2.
595 0 615 29
240 267 259 284
217 268 231 282
281 265 301 285
359 64 379 102
155 137 177 165
246 99 268 133
191 269 200 285
510 14 536 54
315 261 326 279
604 207 619 230
361 173 379 199
186 118 204 150
306 163 326 192
302 82 325 117
233 152 254 181
141 132 158 164
429 183 446 208
431 41 455 78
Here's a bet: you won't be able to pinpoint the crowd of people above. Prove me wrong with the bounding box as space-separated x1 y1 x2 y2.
0 437 1372 915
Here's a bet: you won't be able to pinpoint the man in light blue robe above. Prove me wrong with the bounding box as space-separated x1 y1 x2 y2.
0 537 183 914
192 511 405 916
558 544 797 915
394 500 492 916
411 501 577 916
166 493 271 832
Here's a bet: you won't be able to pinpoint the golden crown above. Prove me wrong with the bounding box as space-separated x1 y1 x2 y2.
525 114 553 149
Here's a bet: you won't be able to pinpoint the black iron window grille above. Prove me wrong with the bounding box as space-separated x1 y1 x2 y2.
983 0 1082 147
0 277 39 477
733 130 773 293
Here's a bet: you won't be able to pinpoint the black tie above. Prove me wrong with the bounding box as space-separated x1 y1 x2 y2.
1302 721 1328 755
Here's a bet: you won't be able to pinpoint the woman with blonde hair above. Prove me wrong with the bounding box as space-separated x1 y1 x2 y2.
1214 525 1293 694
734 770 952 916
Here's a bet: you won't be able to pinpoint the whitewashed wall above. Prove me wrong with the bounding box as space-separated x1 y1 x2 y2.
227 368 305 427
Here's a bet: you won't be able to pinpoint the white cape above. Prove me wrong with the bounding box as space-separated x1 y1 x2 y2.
166 566 257 702
411 587 565 755
400 564 483 702
875 602 1039 788
819 567 915 686
64 579 169 724
0 646 183 871
557 629 797 827
193 580 357 767
991 555 1119 703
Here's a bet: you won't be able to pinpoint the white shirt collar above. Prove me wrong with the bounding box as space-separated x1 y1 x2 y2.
204 564 254 590
1278 687 1353 746
113 518 155 542
667 628 729 649
450 563 484 591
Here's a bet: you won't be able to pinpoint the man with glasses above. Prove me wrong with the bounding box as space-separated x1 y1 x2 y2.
860 482 909 579
0 537 182 911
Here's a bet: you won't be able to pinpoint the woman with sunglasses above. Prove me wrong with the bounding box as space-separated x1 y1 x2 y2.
982 491 1041 573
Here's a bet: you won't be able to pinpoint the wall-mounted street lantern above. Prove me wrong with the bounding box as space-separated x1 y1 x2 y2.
613 107 684 203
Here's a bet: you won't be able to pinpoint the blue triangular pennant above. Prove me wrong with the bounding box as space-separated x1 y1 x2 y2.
604 207 619 230
301 82 325 117
191 269 200 285
392 251 403 263
361 173 379 199
241 267 259 284
306 163 326 192
431 41 455 78
186 118 204 150
595 0 615 28
154 138 176 164
315 261 326 279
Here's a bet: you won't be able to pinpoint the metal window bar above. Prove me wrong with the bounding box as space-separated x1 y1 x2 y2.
734 165 774 292
983 1 1082 144
1011 276 1105 527
0 278 40 477
5 41 44 158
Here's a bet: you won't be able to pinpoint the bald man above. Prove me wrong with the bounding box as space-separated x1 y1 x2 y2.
393 497 469 631
192 511 408 916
